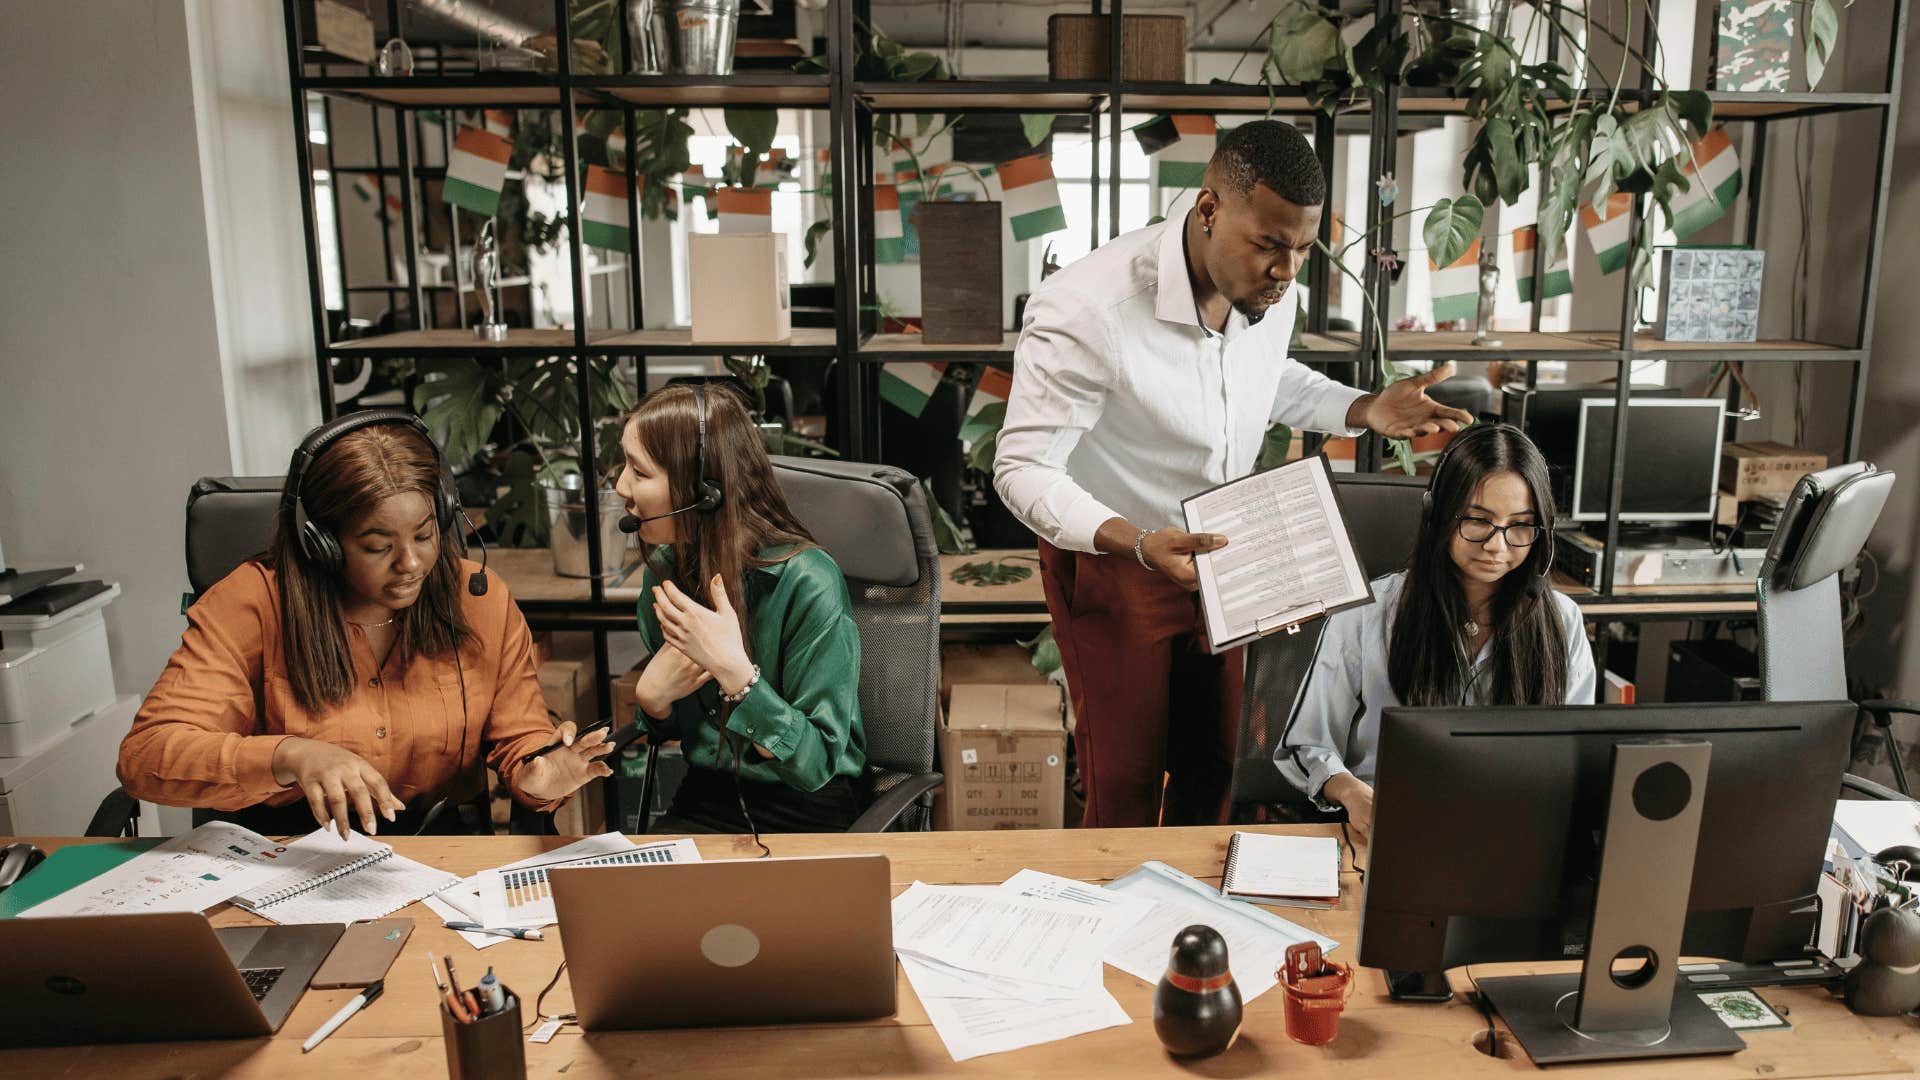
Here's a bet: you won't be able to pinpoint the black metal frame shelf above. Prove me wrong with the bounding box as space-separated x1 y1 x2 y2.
280 0 1905 710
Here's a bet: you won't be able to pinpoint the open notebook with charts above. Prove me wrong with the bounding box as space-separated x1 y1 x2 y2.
478 837 700 927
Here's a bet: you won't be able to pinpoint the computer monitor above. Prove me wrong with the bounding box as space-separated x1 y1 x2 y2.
1571 398 1725 522
1358 700 1853 1065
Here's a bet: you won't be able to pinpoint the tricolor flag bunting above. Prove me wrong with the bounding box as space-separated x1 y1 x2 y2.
997 153 1067 242
483 110 513 138
444 127 513 217
874 184 906 264
960 365 1014 445
879 362 946 418
1513 225 1572 302
716 186 773 233
1671 127 1742 240
1134 115 1215 189
1429 238 1481 324
682 166 714 219
1582 192 1635 275
579 165 629 251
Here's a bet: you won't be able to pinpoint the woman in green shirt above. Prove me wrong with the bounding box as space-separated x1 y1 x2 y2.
615 383 865 834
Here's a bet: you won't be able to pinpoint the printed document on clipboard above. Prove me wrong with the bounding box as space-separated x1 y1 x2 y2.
1181 454 1374 654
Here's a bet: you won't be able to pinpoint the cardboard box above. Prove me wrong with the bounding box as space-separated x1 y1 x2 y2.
1720 442 1827 502
612 663 644 722
1716 489 1739 527
691 233 790 344
537 656 597 732
552 776 607 835
939 643 1048 712
936 684 1069 831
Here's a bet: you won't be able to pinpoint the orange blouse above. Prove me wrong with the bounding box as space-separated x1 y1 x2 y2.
117 559 562 813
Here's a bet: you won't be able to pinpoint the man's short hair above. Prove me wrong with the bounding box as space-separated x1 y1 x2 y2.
1210 120 1326 207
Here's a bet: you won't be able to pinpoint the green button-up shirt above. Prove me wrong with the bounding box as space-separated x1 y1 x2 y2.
633 545 865 792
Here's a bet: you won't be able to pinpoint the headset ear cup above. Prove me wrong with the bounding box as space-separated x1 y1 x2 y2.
698 481 725 513
300 520 344 574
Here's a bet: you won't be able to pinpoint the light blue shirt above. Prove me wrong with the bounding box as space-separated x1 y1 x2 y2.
1274 570 1596 810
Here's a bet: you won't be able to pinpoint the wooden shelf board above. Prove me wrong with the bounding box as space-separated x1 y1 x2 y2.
595 327 838 352
859 333 1017 357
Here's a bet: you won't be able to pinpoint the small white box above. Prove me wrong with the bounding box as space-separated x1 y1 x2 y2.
690 232 791 345
0 581 121 758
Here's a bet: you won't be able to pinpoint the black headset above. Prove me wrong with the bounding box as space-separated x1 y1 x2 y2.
619 382 726 533
1420 423 1553 592
284 409 488 596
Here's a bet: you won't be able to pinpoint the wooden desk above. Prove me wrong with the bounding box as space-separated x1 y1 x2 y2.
3 827 1912 1079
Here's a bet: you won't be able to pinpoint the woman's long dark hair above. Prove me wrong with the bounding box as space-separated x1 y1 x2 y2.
1386 423 1567 707
625 383 818 647
264 424 474 713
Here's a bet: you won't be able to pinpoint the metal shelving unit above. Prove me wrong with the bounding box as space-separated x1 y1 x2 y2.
280 0 1905 708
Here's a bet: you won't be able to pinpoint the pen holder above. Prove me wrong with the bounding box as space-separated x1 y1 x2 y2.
1280 955 1354 1046
441 985 527 1080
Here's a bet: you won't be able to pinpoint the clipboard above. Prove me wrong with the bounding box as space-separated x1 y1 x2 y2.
1180 454 1376 654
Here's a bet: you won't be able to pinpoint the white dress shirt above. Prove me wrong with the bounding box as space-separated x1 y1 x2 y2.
994 218 1369 554
1273 570 1598 810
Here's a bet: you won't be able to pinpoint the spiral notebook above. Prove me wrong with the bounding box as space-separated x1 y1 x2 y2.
231 828 461 925
1219 832 1341 909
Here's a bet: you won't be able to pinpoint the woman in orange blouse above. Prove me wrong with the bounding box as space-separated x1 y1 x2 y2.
118 412 611 838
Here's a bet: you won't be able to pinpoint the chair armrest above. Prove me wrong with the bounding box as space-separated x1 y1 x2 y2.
848 771 943 833
1861 699 1920 719
85 786 140 838
1842 772 1912 802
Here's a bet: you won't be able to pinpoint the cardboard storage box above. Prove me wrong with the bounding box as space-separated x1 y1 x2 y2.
537 655 597 732
936 684 1069 831
939 643 1049 712
1720 442 1827 502
691 233 790 344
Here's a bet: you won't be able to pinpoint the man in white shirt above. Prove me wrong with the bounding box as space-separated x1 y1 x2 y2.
994 120 1471 828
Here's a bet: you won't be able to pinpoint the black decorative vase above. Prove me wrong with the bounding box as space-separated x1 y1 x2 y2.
1153 924 1243 1058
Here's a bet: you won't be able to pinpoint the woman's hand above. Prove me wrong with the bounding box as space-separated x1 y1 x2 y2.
271 737 407 839
653 576 755 696
634 644 712 719
1321 772 1376 848
516 721 617 803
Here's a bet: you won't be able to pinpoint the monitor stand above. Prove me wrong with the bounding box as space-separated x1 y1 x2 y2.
1476 740 1747 1065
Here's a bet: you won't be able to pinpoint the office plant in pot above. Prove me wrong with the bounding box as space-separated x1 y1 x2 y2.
413 357 638 579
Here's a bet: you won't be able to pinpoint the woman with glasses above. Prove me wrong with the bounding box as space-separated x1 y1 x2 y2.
1274 423 1594 842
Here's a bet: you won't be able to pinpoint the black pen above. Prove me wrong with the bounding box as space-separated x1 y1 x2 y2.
518 717 613 765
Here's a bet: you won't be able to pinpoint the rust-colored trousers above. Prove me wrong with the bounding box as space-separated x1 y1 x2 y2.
1038 540 1244 828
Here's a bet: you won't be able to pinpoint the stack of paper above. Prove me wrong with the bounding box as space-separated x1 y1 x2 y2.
17 822 295 918
893 871 1153 1061
1102 861 1338 1003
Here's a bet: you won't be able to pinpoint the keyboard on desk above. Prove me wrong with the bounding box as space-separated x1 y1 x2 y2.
240 966 286 1002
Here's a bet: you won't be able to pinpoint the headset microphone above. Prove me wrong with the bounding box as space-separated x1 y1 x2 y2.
467 527 490 596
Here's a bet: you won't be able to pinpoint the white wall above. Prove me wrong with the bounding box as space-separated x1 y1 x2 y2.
0 2 317 700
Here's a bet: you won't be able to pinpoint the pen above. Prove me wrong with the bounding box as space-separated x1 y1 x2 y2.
444 920 545 941
477 968 506 1016
519 717 613 765
302 978 384 1053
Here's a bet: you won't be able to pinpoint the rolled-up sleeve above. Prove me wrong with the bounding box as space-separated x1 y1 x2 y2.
993 285 1123 554
1274 612 1368 812
722 567 863 793
118 567 292 810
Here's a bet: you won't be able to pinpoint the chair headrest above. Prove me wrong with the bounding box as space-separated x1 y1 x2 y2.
770 457 929 588
1761 462 1894 591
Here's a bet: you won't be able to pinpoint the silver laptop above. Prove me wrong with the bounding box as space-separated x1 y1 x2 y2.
551 854 896 1030
0 912 342 1047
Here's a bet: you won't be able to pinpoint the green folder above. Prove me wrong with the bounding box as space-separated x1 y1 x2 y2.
0 839 164 918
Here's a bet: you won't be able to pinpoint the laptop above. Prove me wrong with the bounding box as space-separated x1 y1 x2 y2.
551 854 895 1030
0 912 342 1047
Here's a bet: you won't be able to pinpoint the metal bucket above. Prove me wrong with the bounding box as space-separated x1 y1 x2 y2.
629 0 739 75
541 479 635 579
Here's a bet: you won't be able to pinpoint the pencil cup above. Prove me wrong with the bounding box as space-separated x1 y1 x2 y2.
441 985 527 1080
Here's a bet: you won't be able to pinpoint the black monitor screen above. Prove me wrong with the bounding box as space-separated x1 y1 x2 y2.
1572 399 1724 522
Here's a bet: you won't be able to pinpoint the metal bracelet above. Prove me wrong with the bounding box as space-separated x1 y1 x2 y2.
721 664 762 705
1134 529 1154 570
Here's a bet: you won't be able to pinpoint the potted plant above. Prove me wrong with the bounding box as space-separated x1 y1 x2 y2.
412 357 638 578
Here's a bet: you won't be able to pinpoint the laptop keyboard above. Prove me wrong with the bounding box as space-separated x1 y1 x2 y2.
240 966 286 1002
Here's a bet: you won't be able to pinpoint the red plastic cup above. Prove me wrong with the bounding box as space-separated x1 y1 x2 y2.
1280 955 1354 1046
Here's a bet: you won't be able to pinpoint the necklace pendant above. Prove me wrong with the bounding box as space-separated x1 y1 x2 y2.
1462 619 1480 638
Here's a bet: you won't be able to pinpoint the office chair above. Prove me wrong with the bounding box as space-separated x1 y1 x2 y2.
1229 474 1427 824
87 476 551 837
634 456 944 833
1756 462 1916 793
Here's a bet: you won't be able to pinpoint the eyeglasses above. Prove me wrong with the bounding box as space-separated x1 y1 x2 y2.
1455 516 1542 548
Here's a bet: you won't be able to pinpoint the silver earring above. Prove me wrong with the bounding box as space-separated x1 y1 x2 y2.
1202 224 1211 235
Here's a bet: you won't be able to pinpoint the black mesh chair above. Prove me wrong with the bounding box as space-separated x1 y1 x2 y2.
1228 474 1427 824
635 457 944 832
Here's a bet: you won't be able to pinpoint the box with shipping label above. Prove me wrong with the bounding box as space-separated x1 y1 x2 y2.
1720 442 1827 502
690 233 790 344
936 684 1069 831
